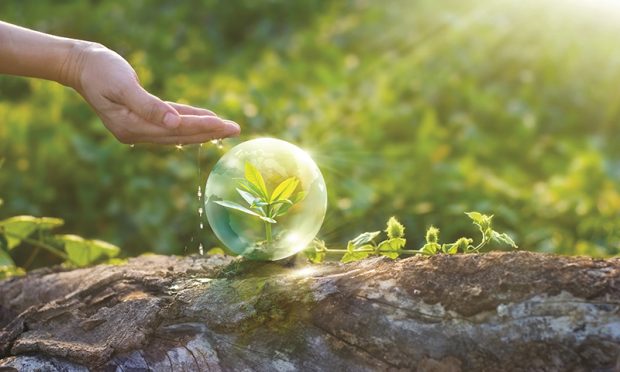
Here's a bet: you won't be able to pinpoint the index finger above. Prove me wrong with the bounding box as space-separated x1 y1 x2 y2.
167 102 218 117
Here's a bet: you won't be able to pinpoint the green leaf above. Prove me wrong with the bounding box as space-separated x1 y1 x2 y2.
304 249 325 264
465 212 484 224
449 237 473 253
441 243 458 255
341 250 371 263
270 199 293 207
206 247 226 255
377 237 406 251
215 200 266 218
0 245 15 267
420 242 440 255
291 191 307 204
236 188 258 205
349 231 381 249
251 200 269 208
0 265 25 280
385 217 405 239
466 211 493 230
270 177 299 203
425 226 440 244
259 215 277 224
272 202 294 218
304 238 327 263
491 231 518 248
0 216 64 249
56 234 120 267
236 178 266 199
245 162 268 198
216 199 276 223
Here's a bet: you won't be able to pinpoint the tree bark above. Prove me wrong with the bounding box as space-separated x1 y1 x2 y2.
0 251 619 371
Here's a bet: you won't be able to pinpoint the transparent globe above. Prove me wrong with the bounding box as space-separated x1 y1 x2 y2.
205 138 327 260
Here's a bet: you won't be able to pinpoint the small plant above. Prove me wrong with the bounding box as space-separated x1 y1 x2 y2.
215 162 306 242
304 212 517 263
0 204 121 279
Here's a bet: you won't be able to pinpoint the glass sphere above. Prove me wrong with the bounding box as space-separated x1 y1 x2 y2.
205 138 327 260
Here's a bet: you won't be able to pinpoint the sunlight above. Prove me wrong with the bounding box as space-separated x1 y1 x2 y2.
289 265 320 278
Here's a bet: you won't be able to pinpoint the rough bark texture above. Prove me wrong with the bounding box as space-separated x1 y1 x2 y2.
0 251 619 371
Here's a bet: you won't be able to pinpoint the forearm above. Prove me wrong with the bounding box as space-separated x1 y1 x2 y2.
0 21 92 88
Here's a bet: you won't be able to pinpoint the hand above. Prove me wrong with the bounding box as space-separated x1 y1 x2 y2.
67 43 240 144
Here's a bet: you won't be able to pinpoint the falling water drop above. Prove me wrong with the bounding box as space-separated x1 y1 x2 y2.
129 144 135 148
211 138 223 149
197 186 202 200
200 222 204 229
198 207 203 217
199 243 204 255
175 144 184 150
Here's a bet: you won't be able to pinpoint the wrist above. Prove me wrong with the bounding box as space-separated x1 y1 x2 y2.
57 40 106 91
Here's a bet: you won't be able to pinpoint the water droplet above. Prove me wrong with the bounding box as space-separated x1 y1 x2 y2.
129 144 135 148
198 207 203 217
211 138 223 149
199 243 204 255
175 144 183 150
200 223 204 229
197 186 202 199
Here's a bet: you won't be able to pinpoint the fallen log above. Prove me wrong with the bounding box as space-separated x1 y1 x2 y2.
0 251 619 371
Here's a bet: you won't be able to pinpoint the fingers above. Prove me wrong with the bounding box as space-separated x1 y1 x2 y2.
122 84 181 128
103 108 240 144
176 114 240 136
167 102 217 117
137 129 239 144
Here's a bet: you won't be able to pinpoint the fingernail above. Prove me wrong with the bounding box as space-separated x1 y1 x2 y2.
164 112 181 128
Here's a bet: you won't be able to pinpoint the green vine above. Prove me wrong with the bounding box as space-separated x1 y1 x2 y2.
304 212 517 263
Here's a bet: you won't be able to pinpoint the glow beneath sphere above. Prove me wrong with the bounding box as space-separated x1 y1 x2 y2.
205 138 327 260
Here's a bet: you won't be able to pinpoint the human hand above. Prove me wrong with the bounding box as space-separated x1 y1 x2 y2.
65 43 240 144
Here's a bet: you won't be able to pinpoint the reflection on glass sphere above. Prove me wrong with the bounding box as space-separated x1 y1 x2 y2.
205 138 327 260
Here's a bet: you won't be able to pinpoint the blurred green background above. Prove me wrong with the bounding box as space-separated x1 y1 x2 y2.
1 0 619 263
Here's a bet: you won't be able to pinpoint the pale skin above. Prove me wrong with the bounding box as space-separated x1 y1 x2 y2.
0 21 240 144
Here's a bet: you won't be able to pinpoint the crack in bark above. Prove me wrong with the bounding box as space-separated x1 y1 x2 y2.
183 345 201 371
164 349 174 372
354 294 454 322
310 323 399 369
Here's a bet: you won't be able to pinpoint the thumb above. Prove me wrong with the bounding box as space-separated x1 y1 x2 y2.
123 84 181 128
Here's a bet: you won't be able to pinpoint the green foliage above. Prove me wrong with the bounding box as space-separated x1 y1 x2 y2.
0 216 63 249
0 0 619 258
305 239 327 264
56 234 120 267
0 207 121 279
385 216 405 239
215 161 305 241
305 212 516 263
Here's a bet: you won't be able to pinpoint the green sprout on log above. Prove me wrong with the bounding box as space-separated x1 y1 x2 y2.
304 212 517 263
215 162 306 242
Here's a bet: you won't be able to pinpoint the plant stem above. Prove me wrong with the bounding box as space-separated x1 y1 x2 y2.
323 248 421 255
2 231 68 260
265 222 272 242
23 246 40 269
